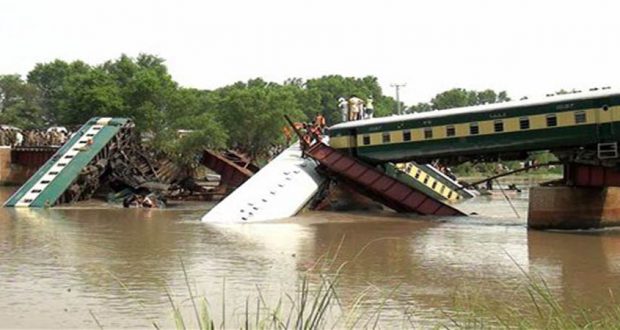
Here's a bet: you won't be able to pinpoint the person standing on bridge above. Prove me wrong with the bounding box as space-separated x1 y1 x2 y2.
5 129 16 147
0 129 7 146
14 130 23 146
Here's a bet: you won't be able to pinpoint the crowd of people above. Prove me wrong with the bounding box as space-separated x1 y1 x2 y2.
338 95 374 121
0 127 71 147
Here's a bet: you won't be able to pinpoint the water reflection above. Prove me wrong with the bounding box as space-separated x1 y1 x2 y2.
527 229 620 305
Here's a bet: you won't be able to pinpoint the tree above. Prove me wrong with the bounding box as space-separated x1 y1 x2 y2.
27 59 91 124
150 112 227 165
212 81 305 159
430 88 510 110
0 75 44 129
407 102 432 113
301 75 395 124
101 54 178 132
59 68 124 125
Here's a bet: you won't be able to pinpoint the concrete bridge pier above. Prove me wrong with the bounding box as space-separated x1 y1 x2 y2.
0 146 58 185
528 164 620 229
528 186 620 229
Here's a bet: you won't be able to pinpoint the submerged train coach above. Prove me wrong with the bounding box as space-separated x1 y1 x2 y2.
328 89 620 165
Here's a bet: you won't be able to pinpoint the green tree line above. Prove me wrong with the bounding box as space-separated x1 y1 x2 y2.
0 53 512 163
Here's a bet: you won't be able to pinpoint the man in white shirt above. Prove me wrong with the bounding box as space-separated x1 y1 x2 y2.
338 97 349 122
348 96 364 121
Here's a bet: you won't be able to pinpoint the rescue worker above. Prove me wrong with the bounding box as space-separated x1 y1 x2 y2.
300 123 312 146
52 130 62 146
282 125 292 146
5 129 16 147
365 96 375 119
0 129 7 146
314 113 326 130
309 124 323 143
14 130 23 146
26 130 36 146
348 95 364 121
338 97 349 122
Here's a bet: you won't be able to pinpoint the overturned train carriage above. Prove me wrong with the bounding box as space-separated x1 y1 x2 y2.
328 89 620 165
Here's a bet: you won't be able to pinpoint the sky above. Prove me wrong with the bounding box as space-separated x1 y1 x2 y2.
1 0 619 105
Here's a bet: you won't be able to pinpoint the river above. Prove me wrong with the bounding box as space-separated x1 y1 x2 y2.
1 186 620 328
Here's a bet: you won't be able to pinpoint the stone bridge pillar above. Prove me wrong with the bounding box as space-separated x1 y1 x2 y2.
529 164 620 229
0 147 58 185
0 147 11 183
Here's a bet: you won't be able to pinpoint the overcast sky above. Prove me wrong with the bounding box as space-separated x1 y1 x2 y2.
1 0 619 104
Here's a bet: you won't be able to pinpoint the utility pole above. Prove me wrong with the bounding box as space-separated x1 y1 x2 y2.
390 83 406 115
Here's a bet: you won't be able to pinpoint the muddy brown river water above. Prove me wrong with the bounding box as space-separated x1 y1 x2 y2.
1 186 620 328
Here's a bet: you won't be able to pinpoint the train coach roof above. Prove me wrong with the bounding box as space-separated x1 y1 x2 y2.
330 88 620 130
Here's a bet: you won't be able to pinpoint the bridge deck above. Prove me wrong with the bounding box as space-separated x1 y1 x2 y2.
201 149 255 189
11 146 59 168
306 142 466 216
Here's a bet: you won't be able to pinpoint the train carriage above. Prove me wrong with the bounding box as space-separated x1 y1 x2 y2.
328 89 620 165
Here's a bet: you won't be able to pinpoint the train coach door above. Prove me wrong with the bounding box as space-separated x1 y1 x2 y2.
596 100 615 142
348 129 357 157
595 98 618 159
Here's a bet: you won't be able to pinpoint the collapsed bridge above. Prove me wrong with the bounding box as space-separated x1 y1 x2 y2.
9 88 620 229
4 118 132 207
3 118 189 208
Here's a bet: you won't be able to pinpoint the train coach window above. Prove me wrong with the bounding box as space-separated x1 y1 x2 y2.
424 127 433 139
362 135 370 145
494 120 504 132
546 114 557 127
469 122 479 135
403 130 411 141
519 117 530 130
574 111 586 124
446 125 456 137
382 132 391 143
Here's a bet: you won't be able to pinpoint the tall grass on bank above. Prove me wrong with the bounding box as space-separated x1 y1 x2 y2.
162 263 385 329
443 256 620 329
161 238 408 329
159 247 620 329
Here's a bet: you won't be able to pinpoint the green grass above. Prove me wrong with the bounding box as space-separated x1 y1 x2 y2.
157 248 620 329
443 276 620 329
442 255 620 329
160 238 410 330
